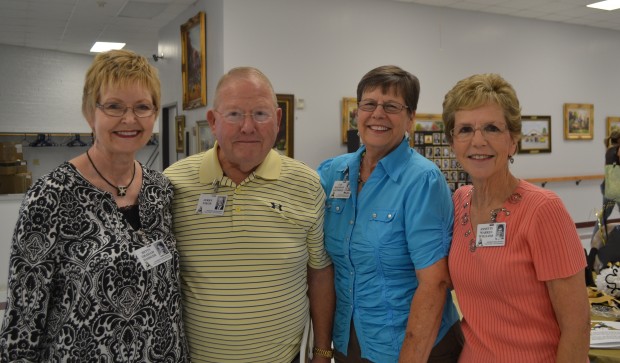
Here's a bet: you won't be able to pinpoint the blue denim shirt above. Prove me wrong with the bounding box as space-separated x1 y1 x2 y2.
317 139 458 362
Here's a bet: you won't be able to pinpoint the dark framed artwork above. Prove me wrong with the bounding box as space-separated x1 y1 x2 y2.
175 115 186 152
195 120 216 153
341 97 358 144
518 115 552 154
563 103 593 140
607 117 620 137
180 11 207 110
275 94 294 158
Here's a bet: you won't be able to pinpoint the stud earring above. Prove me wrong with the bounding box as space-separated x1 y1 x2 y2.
509 155 514 164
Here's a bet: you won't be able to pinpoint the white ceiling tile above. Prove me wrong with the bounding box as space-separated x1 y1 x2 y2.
1 0 620 56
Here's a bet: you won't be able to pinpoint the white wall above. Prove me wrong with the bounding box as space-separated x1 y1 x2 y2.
1 0 619 297
209 0 615 224
0 45 93 133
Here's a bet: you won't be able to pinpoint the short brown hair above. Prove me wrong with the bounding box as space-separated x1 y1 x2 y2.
356 65 420 117
442 73 521 144
82 49 161 121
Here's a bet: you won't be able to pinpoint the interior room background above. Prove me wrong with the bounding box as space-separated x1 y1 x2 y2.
1 0 618 301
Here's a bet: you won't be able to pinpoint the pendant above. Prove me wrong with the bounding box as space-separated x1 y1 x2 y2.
469 239 476 252
117 186 128 197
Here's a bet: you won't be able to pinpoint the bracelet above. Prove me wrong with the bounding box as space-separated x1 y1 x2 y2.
312 346 334 359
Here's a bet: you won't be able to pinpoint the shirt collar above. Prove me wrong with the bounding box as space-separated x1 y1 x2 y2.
378 137 410 183
352 137 410 183
199 141 281 183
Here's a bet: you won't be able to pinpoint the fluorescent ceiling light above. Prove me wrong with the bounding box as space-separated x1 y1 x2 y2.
90 42 126 53
587 0 620 10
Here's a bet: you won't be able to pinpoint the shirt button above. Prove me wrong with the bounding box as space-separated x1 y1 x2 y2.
372 213 377 218
349 220 354 225
336 206 340 211
387 213 392 219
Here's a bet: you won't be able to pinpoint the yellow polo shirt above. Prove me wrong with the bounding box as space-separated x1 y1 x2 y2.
164 145 330 363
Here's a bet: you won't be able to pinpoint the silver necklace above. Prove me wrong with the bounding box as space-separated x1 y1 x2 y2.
462 188 522 252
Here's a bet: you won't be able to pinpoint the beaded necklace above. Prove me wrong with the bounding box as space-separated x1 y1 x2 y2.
461 188 522 252
358 151 367 187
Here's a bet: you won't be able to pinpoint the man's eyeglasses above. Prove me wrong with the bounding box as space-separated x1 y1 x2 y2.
96 102 157 118
450 123 508 142
214 110 273 124
358 100 408 114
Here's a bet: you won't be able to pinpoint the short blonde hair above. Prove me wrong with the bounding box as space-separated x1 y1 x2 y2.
442 73 521 144
82 49 161 121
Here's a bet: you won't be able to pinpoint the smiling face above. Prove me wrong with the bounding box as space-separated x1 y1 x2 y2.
357 86 414 158
451 103 517 183
207 74 281 176
88 82 156 157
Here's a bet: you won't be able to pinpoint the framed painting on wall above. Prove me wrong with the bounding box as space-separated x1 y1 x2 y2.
195 120 215 153
341 97 358 144
275 94 294 158
563 103 593 140
518 115 551 154
175 115 186 152
412 113 443 147
180 11 207 110
607 117 620 137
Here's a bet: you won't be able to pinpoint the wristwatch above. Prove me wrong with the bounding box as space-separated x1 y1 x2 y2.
312 346 334 359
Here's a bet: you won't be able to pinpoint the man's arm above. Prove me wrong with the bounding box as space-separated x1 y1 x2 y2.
399 257 450 363
308 264 335 363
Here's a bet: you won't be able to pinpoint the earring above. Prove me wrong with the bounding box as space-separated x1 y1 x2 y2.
509 155 514 164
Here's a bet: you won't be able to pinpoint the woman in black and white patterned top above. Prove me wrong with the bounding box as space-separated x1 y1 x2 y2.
0 49 189 362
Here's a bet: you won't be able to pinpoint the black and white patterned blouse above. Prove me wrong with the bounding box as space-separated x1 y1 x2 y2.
0 162 189 362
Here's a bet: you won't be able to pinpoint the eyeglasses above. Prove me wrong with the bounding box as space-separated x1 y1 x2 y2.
96 102 157 118
358 100 408 114
450 123 508 141
214 110 273 124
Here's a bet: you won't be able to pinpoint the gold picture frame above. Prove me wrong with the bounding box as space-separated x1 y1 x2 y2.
175 115 185 152
563 103 593 140
518 115 551 154
275 94 294 158
180 11 207 110
341 97 358 144
195 120 215 153
607 117 620 137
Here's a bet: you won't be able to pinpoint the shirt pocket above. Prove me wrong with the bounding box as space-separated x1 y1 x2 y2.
366 208 400 246
324 199 348 256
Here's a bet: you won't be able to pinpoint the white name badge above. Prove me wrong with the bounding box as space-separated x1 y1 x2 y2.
329 181 351 199
475 222 506 248
134 241 172 270
196 194 227 215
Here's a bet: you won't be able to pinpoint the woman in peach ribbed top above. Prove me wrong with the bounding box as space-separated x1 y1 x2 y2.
442 73 590 362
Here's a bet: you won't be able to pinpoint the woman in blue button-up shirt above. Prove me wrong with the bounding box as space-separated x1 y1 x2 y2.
318 65 462 363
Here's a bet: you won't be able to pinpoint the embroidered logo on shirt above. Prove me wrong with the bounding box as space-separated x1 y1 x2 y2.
271 202 283 211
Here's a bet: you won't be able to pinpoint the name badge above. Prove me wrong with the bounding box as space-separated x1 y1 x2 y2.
196 194 227 215
330 181 351 199
135 241 172 270
475 222 506 248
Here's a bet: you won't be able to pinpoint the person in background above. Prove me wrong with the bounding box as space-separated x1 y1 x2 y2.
0 49 189 362
318 65 462 363
443 73 589 362
592 130 620 239
164 67 335 363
